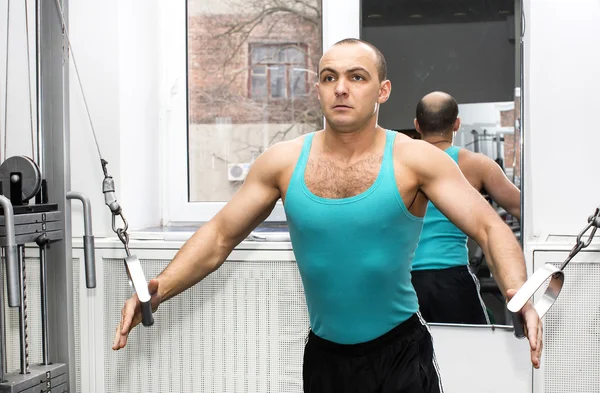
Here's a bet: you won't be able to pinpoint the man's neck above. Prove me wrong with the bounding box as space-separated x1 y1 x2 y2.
322 121 382 162
422 132 454 150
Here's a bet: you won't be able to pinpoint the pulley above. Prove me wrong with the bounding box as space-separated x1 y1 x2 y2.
0 156 42 204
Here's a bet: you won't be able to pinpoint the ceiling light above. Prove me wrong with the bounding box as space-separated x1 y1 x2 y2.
368 13 382 19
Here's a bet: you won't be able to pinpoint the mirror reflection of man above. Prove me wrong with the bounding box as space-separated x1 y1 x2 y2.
412 91 521 325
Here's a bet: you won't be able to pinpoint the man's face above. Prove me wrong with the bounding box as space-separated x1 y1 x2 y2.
316 43 390 132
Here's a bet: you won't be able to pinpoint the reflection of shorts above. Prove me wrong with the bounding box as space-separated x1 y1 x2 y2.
303 313 443 393
411 265 490 324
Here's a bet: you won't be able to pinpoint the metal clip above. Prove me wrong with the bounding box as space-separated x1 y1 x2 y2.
560 208 600 270
116 227 130 257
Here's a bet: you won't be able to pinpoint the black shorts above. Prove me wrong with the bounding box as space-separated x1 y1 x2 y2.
411 265 489 324
303 313 443 393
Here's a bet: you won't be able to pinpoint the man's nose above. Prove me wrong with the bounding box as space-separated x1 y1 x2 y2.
334 78 348 97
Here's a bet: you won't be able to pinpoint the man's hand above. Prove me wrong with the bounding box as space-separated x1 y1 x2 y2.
112 279 161 350
506 288 543 368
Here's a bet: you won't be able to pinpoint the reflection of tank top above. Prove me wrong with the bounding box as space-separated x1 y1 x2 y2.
412 146 468 271
284 130 424 344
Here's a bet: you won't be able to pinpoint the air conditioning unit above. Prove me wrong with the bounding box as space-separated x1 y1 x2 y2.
228 162 251 181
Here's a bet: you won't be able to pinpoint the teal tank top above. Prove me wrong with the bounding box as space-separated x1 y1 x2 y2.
412 146 469 271
284 130 424 344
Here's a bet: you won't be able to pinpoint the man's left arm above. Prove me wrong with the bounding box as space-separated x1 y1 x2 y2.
408 142 542 368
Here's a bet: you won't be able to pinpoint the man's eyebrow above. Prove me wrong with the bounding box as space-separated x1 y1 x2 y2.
319 67 338 76
346 67 371 76
319 67 371 77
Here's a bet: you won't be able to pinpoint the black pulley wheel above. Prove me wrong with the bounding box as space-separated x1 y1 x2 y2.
0 156 42 202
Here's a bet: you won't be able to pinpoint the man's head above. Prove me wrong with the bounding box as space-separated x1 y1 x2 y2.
414 91 460 137
316 39 391 133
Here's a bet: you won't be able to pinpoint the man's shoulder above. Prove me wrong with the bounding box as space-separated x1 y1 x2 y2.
457 148 492 172
257 132 315 172
267 132 310 157
392 133 442 162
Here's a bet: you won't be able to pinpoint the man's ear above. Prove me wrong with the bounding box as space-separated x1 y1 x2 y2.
414 118 423 135
377 80 392 104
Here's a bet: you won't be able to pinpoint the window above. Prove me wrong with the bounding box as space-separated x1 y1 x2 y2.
249 44 309 100
186 0 322 204
163 0 359 223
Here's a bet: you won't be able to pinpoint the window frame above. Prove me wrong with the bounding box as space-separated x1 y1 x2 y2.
162 0 360 224
248 43 310 101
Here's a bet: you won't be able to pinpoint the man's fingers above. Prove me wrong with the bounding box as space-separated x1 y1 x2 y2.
521 305 538 350
113 283 159 351
526 316 538 351
505 288 517 299
121 297 139 335
523 307 543 368
148 278 159 295
119 331 129 349
112 317 131 351
112 324 121 350
506 288 544 368
533 321 544 369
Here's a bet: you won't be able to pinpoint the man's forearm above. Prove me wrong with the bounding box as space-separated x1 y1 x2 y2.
480 223 527 297
157 222 231 303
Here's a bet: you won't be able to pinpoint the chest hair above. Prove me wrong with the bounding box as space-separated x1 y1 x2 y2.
304 154 383 199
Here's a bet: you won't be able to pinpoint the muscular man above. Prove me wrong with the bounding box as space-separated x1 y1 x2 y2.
113 40 541 393
411 91 521 325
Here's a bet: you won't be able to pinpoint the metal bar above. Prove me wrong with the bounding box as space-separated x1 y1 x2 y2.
496 134 503 164
519 0 525 246
0 248 4 382
0 195 19 307
17 246 28 374
40 0 75 387
67 191 96 288
40 244 50 365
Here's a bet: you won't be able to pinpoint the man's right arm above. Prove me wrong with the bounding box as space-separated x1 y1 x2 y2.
112 142 290 350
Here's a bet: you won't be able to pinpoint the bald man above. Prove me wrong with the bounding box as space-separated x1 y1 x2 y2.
114 43 540 393
411 91 521 325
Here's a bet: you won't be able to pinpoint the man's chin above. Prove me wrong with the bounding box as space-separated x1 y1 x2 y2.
327 117 362 132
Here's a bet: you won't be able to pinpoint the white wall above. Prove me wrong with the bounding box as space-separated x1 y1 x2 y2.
0 0 38 162
68 0 122 237
322 0 360 48
116 1 161 231
69 0 161 237
524 0 600 239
